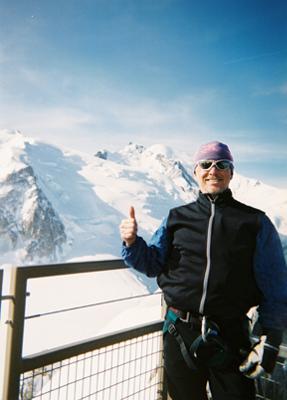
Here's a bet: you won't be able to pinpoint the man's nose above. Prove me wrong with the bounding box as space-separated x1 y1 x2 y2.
208 165 218 173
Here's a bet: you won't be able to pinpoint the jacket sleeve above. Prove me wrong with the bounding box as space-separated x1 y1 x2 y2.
254 214 287 331
121 218 171 277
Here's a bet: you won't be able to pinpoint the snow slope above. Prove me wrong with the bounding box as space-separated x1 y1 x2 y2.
0 129 286 265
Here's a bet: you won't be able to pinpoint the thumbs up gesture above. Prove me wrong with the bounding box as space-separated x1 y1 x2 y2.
120 206 138 247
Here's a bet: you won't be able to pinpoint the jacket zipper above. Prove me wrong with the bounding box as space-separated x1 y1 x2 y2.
199 199 215 315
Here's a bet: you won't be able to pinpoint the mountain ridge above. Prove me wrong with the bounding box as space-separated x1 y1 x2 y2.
0 129 286 265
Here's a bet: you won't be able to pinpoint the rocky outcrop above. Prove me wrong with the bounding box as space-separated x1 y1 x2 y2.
0 165 66 263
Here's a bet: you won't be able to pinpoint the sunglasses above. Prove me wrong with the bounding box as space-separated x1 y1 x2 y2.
197 159 233 171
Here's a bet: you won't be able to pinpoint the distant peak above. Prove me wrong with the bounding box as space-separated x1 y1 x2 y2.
0 128 23 136
124 142 146 153
0 128 34 147
121 142 175 160
146 144 174 159
0 128 24 140
94 150 108 160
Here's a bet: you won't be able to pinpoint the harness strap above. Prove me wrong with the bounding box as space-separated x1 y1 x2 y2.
164 308 236 370
167 323 198 370
164 308 199 370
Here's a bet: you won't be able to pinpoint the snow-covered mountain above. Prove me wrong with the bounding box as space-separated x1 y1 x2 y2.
0 129 286 265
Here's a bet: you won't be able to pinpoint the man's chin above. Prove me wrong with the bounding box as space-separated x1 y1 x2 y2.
205 187 227 195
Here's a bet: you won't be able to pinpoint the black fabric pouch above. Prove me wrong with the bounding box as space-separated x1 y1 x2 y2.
174 320 237 370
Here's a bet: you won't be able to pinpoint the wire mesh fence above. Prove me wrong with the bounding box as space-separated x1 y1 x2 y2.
19 330 164 400
255 357 287 400
2 262 287 400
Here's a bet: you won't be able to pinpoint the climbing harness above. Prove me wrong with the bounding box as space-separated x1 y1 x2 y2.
164 307 233 370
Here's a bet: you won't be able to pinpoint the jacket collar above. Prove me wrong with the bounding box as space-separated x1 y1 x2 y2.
197 188 233 207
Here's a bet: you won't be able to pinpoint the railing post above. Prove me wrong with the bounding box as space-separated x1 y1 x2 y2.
0 265 18 399
0 266 27 400
0 269 3 318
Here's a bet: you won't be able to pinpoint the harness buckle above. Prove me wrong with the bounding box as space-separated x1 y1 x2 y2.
180 311 191 323
168 323 177 336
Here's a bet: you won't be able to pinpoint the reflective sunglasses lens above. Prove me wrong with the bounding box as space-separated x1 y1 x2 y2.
216 160 231 170
199 161 213 169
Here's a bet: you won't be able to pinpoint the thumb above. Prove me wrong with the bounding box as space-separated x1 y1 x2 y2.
129 206 135 220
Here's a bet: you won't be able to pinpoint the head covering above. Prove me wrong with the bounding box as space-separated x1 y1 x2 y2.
193 141 234 163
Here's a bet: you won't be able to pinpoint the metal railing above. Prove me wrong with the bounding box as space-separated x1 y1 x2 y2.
255 355 287 400
1 260 166 400
19 324 164 400
0 260 287 400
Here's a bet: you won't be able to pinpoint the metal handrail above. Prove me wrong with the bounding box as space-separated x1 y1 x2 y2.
3 259 164 400
15 259 127 279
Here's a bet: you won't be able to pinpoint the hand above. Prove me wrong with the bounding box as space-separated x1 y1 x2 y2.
119 206 138 247
239 335 279 379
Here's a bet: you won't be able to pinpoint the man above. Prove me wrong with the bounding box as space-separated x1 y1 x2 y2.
119 141 287 400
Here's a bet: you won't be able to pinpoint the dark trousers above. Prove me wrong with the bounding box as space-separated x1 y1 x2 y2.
163 318 256 400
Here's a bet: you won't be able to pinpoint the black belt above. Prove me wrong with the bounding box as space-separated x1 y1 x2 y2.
168 306 203 325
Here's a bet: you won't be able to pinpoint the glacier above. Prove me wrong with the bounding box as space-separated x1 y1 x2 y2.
0 128 286 265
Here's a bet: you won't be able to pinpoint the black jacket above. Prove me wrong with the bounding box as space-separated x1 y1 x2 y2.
157 189 263 318
122 189 287 330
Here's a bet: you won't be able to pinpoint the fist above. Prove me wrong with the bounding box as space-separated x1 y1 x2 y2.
119 206 138 247
239 335 279 379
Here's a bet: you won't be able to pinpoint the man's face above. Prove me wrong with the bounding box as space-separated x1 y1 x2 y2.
194 160 233 195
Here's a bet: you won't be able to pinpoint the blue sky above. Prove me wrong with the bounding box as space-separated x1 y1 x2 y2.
0 0 286 187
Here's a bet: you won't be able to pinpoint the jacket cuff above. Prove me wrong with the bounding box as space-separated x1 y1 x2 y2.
262 328 283 348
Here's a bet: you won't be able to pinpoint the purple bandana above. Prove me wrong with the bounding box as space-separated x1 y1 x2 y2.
193 141 234 163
